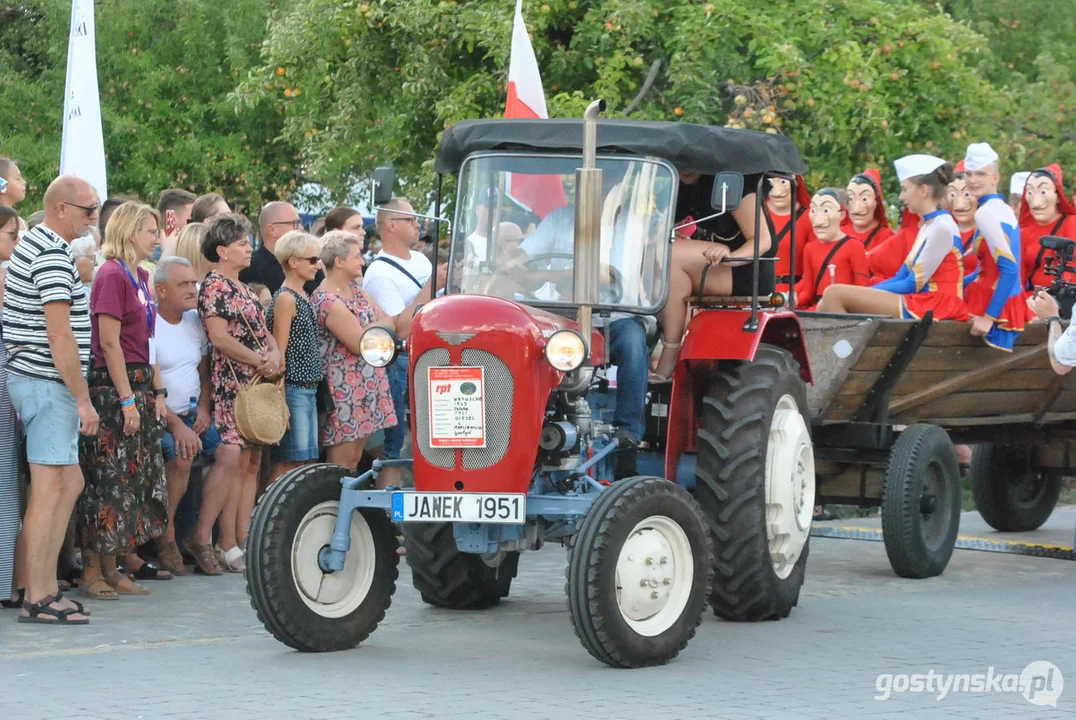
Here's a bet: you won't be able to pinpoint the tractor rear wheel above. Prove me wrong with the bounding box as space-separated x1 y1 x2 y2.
246 464 399 652
694 345 814 622
970 444 1062 532
566 476 711 668
881 424 961 578
402 523 519 609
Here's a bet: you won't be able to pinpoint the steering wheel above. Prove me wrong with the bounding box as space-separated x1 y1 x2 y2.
520 253 625 304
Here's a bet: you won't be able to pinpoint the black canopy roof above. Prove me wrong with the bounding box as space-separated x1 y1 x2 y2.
434 118 808 176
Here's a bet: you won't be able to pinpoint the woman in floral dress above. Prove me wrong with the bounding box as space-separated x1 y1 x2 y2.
197 214 282 573
311 231 397 477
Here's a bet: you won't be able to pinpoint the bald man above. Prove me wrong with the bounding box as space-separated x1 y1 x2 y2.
4 175 100 623
239 201 320 294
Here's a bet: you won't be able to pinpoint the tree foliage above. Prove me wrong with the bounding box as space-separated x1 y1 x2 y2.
236 0 1023 202
3 0 1076 214
0 0 296 213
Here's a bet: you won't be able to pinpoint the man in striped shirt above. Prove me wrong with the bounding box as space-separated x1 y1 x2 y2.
4 175 99 624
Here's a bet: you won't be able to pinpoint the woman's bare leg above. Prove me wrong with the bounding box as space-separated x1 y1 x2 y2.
326 439 369 480
653 240 733 377
235 447 260 550
816 284 903 317
214 444 243 551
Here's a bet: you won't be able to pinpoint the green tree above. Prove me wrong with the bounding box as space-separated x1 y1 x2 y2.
0 0 298 213
236 0 1011 203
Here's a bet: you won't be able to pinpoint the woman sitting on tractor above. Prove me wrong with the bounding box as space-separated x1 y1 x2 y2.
816 155 969 321
650 171 774 381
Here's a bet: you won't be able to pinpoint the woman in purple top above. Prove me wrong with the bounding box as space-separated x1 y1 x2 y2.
78 203 171 600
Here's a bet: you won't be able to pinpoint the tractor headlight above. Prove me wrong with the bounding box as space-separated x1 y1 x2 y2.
359 326 398 368
545 329 587 372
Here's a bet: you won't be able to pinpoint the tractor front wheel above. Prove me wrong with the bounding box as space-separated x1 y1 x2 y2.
566 476 712 668
402 523 519 609
694 345 814 622
246 464 400 652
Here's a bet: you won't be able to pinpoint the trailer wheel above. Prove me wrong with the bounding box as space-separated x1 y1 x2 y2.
402 523 519 609
694 345 814 622
970 444 1062 532
882 425 961 579
566 476 711 668
246 464 399 652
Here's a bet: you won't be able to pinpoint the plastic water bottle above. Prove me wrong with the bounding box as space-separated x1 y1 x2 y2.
188 396 198 418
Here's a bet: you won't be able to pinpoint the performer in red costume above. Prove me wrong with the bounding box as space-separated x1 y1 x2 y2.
1019 163 1076 292
946 161 980 282
796 189 868 309
842 169 893 250
817 155 968 321
865 207 920 282
765 175 814 294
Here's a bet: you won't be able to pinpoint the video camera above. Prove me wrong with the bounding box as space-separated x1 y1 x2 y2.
1040 235 1076 318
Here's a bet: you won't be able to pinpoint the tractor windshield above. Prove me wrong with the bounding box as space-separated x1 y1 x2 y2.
448 153 676 314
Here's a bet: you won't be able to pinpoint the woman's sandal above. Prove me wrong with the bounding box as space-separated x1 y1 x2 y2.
156 540 188 577
1 588 25 609
124 559 173 582
183 537 222 576
18 595 89 625
104 571 150 596
648 340 682 383
80 575 119 601
218 546 246 573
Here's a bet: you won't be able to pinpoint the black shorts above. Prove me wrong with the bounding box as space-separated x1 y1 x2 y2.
731 262 776 296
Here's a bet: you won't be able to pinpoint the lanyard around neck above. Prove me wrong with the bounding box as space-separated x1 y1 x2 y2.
116 259 156 336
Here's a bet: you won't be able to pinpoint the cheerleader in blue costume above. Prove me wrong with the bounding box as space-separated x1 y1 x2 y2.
962 142 1030 352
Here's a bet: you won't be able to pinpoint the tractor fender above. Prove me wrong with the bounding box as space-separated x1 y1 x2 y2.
678 309 811 383
663 309 812 484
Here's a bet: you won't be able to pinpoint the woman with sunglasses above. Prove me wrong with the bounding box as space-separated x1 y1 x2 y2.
266 231 325 482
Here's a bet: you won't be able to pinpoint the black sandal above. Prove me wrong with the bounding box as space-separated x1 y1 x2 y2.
55 590 90 616
18 595 90 625
1 588 25 609
129 560 172 581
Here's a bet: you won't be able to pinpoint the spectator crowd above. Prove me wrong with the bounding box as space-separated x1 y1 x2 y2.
0 159 441 625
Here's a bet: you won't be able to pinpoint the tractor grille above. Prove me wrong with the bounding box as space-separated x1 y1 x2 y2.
413 348 455 469
461 349 513 470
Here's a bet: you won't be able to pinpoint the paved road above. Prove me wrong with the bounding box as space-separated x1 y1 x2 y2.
2 510 1075 719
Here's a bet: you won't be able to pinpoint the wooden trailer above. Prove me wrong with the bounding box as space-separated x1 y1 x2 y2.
802 313 1076 578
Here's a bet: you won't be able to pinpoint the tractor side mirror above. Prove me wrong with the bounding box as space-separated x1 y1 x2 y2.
711 171 744 213
372 166 396 206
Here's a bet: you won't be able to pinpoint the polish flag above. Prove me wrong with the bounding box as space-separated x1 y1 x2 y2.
505 0 565 218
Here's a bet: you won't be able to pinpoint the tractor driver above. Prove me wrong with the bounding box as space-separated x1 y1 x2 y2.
496 168 651 480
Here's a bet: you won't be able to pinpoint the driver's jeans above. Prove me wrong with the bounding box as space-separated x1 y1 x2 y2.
607 317 648 441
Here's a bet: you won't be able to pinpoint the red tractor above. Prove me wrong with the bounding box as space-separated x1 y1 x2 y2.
246 101 815 668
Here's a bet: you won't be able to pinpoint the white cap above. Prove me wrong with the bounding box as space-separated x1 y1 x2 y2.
894 154 946 182
964 142 999 172
1009 171 1031 196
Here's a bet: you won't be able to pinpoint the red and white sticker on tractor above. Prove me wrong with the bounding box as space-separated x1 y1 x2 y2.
428 366 486 448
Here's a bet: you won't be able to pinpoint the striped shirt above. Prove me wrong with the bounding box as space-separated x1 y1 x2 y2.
2 224 91 381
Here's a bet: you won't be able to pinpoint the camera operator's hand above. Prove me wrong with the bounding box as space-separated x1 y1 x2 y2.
1027 290 1061 321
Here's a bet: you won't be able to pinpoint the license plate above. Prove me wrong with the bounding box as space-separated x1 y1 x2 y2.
391 493 526 524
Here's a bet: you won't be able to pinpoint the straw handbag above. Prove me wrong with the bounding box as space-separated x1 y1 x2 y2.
228 313 290 445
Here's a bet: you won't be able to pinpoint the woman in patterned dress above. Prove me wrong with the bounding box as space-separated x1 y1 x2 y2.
78 203 171 599
0 205 23 605
310 231 402 479
197 214 282 573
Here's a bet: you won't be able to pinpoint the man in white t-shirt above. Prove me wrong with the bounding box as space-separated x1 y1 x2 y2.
362 197 438 486
152 257 227 576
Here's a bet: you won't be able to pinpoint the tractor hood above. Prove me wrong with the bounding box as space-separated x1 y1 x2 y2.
410 294 607 367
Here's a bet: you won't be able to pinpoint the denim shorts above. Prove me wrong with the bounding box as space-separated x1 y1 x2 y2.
382 353 409 459
273 384 319 462
7 373 80 466
162 412 222 463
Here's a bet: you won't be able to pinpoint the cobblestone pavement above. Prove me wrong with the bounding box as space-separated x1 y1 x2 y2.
2 510 1075 719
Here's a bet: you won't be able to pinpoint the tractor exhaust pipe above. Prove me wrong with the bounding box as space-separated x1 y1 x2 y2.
574 98 605 357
